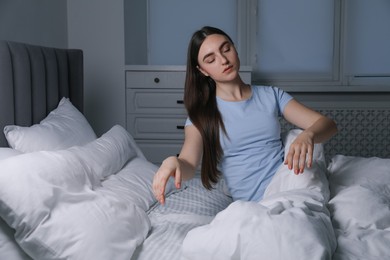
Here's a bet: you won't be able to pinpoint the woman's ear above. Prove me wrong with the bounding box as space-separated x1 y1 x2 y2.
197 66 209 77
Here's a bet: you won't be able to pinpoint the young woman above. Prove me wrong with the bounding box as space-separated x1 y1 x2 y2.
153 26 337 204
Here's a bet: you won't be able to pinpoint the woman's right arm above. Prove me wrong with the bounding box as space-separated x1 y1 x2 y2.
152 124 203 205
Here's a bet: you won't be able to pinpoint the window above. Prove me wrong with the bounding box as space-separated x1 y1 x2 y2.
125 0 237 65
249 0 336 82
239 0 390 89
125 0 390 90
343 0 390 87
148 0 237 65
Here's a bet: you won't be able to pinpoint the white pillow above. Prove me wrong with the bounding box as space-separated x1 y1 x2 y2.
0 125 150 260
70 124 139 180
328 155 390 189
0 148 31 259
4 97 97 152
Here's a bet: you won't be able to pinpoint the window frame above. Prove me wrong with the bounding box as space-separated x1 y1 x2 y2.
237 0 390 92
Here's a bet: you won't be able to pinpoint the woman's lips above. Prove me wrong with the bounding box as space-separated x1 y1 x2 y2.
223 65 233 73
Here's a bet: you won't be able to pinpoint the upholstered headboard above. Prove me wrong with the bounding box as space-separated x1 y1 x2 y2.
0 41 83 147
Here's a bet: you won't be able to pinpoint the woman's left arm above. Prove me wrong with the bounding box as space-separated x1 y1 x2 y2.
282 99 338 174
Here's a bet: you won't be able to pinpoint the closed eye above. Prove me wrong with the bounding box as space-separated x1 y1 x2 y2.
221 42 231 53
222 46 231 53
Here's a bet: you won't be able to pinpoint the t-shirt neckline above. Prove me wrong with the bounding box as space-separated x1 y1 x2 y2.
216 85 253 103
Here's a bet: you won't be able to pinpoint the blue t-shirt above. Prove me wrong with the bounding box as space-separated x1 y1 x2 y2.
186 85 293 201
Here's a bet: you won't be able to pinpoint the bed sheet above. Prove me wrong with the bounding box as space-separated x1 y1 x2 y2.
131 176 233 260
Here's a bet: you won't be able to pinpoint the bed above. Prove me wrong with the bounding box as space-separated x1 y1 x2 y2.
0 40 389 260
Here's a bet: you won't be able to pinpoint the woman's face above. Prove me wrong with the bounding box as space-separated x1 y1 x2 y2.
197 34 240 83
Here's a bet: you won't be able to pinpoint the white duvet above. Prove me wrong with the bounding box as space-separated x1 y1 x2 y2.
328 155 390 260
181 130 337 260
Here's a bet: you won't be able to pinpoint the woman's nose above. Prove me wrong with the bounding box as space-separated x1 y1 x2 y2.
220 54 229 64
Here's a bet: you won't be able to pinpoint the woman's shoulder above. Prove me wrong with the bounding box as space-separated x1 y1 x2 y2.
251 85 292 104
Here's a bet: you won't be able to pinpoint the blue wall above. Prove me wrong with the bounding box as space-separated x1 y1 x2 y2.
0 0 67 48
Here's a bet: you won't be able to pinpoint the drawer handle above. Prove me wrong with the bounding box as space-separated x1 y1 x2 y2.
176 125 185 130
176 100 184 104
154 77 160 83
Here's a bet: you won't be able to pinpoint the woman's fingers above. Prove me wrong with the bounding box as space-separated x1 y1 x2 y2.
298 151 307 174
153 171 167 204
174 168 182 190
293 150 300 174
285 143 313 174
153 158 182 205
284 149 294 170
306 145 313 168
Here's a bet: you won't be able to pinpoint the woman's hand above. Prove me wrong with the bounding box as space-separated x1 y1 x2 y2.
282 99 337 174
153 156 182 205
284 131 314 175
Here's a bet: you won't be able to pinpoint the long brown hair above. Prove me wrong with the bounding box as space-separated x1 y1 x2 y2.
184 26 232 189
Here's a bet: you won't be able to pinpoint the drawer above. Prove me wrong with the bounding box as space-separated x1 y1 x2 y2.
127 89 186 114
127 114 187 139
126 71 186 89
136 140 183 165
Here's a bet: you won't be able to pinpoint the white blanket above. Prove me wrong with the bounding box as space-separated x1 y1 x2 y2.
181 130 337 260
327 155 390 260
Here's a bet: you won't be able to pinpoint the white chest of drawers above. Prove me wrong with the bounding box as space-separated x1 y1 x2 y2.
125 65 251 165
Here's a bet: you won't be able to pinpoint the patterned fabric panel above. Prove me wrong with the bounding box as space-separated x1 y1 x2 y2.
280 109 390 160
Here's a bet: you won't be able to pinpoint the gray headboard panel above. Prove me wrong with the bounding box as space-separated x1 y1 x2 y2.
0 40 83 147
